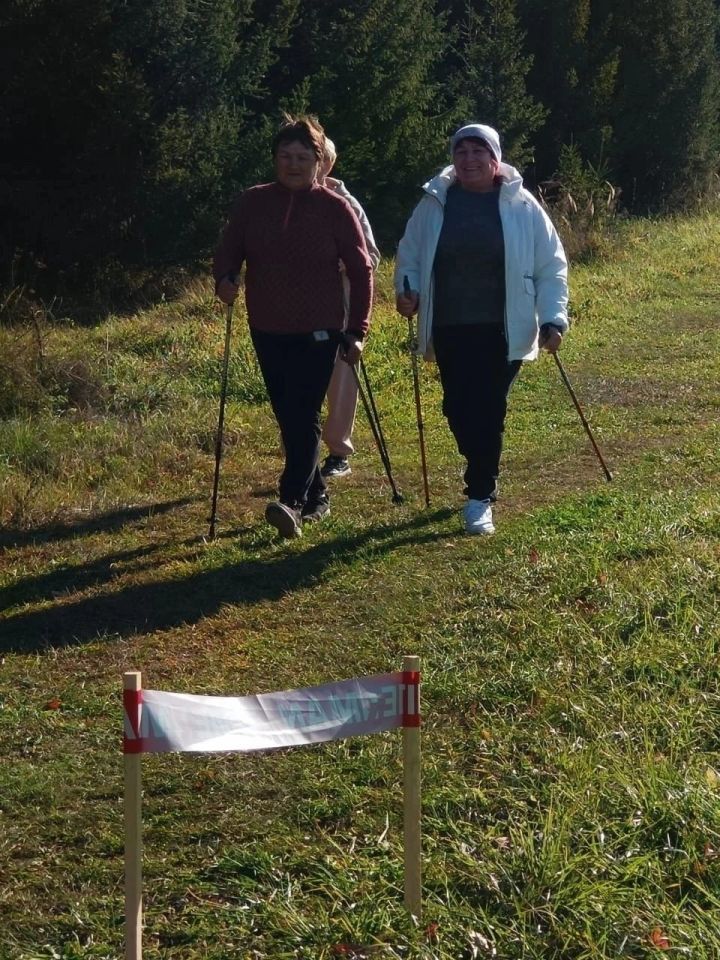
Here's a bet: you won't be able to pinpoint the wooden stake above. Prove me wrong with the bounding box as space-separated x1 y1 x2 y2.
402 655 422 918
124 671 143 960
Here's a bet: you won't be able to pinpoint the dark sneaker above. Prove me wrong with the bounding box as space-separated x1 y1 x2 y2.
321 455 351 478
265 501 302 539
302 498 331 523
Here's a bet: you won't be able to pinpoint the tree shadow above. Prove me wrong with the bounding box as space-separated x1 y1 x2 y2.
0 508 455 653
0 497 201 550
0 525 252 614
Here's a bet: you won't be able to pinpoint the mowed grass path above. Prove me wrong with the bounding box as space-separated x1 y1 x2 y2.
1 214 719 959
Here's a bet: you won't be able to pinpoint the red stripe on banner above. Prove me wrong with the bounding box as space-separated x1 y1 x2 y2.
402 671 421 727
123 689 143 754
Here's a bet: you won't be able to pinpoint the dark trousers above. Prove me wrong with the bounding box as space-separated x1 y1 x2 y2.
251 329 338 508
432 324 522 502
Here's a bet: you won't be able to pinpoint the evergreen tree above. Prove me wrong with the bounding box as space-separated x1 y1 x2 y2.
611 0 720 208
0 0 294 280
446 0 547 169
266 0 452 244
519 0 619 180
0 0 120 275
3 0 719 286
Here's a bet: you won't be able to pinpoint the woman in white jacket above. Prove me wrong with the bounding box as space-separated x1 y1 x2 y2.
395 123 568 535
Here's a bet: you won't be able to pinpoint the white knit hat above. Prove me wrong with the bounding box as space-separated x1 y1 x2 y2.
450 123 502 162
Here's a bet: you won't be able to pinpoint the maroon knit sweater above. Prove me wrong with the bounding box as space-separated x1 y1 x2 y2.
213 182 374 338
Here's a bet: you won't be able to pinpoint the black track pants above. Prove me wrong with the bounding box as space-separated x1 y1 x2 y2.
432 324 522 502
251 329 338 508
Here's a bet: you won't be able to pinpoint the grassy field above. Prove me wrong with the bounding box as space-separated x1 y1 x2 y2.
1 213 719 959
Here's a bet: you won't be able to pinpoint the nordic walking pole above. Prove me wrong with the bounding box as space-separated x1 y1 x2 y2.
358 357 390 464
350 362 404 503
208 302 234 539
358 357 403 503
552 352 613 482
403 276 430 506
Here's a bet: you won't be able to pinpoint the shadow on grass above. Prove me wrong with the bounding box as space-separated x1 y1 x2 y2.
0 497 200 550
0 525 251 614
0 508 455 653
0 543 163 614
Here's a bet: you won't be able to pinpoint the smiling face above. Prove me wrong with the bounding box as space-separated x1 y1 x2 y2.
274 139 319 191
452 138 500 192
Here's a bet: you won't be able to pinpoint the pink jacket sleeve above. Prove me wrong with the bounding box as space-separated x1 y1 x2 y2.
334 201 373 338
213 193 248 291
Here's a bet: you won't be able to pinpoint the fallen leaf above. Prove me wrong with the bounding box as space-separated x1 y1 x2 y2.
529 548 540 564
649 927 670 950
425 922 439 943
44 698 62 710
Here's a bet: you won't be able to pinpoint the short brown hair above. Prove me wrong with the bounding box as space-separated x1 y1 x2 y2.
271 114 325 161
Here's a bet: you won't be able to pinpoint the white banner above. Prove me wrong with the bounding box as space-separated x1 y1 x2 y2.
123 671 419 754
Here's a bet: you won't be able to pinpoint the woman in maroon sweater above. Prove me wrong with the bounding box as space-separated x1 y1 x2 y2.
214 117 373 539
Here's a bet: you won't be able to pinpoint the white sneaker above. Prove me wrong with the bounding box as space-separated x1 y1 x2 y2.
463 498 495 535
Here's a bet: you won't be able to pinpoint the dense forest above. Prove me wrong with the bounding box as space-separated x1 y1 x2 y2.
1 0 719 285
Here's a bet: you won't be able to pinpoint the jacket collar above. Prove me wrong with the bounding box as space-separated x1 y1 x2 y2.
422 162 524 204
273 180 322 196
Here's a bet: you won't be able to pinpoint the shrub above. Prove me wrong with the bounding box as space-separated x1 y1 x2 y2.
538 143 619 262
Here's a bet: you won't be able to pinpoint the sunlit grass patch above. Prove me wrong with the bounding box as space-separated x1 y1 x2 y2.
1 212 720 958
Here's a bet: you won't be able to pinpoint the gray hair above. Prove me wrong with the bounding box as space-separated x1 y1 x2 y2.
323 137 337 163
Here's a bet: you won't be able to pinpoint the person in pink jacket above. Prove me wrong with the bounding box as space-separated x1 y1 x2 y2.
214 116 373 539
317 138 381 480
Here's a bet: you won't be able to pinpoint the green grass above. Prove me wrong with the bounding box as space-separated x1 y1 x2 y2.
1 213 720 959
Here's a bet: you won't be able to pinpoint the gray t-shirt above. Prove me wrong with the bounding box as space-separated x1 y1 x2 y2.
432 183 505 327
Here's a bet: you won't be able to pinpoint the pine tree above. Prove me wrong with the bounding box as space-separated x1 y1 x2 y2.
0 0 296 280
519 0 619 180
611 0 720 208
265 0 452 244
449 0 547 169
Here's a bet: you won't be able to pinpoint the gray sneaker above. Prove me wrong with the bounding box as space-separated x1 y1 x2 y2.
265 501 302 538
321 455 351 478
302 498 331 523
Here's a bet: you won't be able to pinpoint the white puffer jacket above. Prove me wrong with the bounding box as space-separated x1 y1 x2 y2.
395 163 568 361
